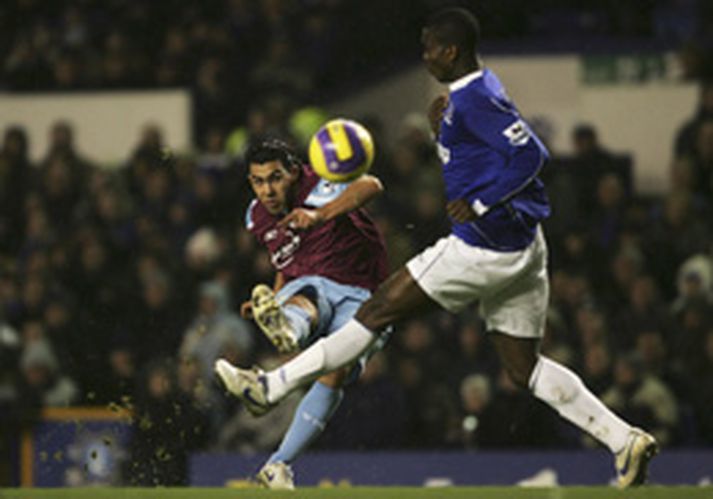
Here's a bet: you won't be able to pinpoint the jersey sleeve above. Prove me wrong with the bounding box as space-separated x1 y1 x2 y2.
303 178 350 208
460 93 548 213
245 199 258 230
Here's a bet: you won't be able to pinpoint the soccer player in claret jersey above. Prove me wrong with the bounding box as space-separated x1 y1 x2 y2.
215 139 388 489
216 10 658 488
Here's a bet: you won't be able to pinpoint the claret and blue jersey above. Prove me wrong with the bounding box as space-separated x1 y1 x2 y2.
438 68 551 251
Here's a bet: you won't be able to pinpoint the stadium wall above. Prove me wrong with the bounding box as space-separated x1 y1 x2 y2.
0 90 191 166
329 56 698 194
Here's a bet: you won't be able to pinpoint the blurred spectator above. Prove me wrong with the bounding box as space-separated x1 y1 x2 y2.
98 342 138 406
582 342 613 396
448 374 498 449
319 352 408 450
692 329 713 444
0 321 24 485
474 368 563 448
179 281 254 386
671 254 713 315
634 330 688 401
615 275 672 350
0 127 34 254
570 124 632 216
646 193 711 298
42 121 92 177
601 354 678 446
588 173 627 252
675 82 713 159
131 270 187 363
19 339 79 407
688 118 713 197
447 322 499 389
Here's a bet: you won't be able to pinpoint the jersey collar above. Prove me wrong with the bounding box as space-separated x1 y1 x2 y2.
449 69 484 92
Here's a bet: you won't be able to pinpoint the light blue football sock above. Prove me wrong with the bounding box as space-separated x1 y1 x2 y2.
268 381 344 465
282 303 313 344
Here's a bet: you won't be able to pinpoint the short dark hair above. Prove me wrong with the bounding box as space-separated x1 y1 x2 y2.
425 8 480 55
244 138 301 171
573 124 597 141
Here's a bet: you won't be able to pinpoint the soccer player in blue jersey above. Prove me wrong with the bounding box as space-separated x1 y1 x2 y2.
216 8 658 487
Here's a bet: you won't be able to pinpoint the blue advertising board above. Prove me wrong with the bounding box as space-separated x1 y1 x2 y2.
21 408 133 487
191 450 713 487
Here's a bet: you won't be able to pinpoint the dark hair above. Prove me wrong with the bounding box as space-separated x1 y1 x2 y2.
425 8 480 55
573 124 597 141
244 138 301 171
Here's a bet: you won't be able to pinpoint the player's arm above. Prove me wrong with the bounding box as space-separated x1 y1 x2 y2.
273 271 285 292
278 175 384 230
428 94 448 138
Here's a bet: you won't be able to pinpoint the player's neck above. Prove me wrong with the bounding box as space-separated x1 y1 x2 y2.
450 59 480 82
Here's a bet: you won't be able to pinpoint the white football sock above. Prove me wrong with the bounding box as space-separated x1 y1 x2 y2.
265 319 377 403
529 355 631 454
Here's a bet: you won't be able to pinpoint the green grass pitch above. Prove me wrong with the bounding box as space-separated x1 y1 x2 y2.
0 487 710 499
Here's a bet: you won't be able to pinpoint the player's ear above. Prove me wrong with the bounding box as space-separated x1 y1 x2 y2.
444 44 458 63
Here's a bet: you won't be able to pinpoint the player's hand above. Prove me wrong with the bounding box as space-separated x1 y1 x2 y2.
278 208 325 230
240 300 253 319
446 199 478 223
428 94 449 137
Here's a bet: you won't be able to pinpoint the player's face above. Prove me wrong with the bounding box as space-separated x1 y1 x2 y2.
421 28 455 82
248 161 296 215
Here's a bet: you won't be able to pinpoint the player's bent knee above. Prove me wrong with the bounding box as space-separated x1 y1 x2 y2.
317 367 350 388
354 296 393 331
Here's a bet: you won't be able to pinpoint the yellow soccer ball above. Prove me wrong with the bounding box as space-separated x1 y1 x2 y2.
308 118 375 182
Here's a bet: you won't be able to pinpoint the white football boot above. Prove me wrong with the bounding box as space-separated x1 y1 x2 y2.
214 359 272 416
251 284 299 354
615 428 659 487
256 462 295 490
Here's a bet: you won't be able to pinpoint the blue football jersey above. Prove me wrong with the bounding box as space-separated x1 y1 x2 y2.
438 68 550 251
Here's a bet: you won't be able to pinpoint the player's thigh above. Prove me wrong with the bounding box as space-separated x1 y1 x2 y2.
286 276 371 337
481 260 549 341
355 267 439 330
317 366 351 389
403 235 495 314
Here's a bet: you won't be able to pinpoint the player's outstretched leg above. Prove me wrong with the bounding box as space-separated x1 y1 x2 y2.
490 332 658 488
257 370 347 490
251 284 318 353
530 356 658 487
214 359 272 416
215 268 437 409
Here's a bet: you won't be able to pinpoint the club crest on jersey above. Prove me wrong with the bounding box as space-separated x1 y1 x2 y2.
437 142 451 165
270 229 301 269
265 229 279 242
503 119 531 146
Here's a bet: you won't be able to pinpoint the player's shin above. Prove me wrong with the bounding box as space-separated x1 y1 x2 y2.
529 355 631 453
264 319 376 403
269 382 344 464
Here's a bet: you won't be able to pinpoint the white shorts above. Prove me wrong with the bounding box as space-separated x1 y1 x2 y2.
406 227 549 339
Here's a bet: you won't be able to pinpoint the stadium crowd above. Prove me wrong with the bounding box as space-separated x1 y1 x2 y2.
1 0 713 487
0 86 712 483
3 0 713 141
